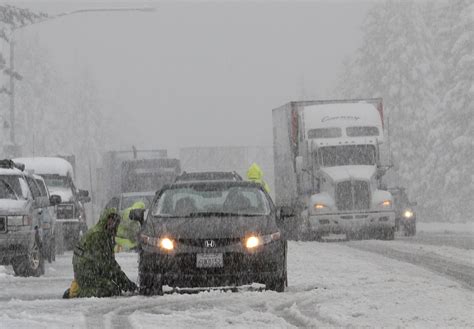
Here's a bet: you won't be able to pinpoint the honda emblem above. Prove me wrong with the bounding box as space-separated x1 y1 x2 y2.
204 240 216 248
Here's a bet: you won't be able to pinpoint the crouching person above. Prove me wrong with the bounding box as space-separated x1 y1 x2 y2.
63 208 137 298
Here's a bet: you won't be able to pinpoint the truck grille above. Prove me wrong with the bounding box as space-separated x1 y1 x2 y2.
336 180 370 211
57 204 75 219
0 216 6 232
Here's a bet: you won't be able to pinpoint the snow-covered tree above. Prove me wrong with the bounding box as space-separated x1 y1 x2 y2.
336 0 472 222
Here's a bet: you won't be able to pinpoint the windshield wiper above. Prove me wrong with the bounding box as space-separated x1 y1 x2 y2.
0 179 19 200
187 212 262 217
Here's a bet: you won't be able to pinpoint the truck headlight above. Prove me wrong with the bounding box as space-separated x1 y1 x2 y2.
379 200 392 207
314 203 327 210
403 210 414 218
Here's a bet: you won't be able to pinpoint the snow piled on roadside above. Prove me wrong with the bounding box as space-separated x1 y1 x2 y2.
418 222 474 234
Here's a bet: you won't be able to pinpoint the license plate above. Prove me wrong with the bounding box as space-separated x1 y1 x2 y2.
0 217 6 232
196 253 223 268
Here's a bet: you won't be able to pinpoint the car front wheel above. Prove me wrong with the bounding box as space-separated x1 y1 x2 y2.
12 241 45 277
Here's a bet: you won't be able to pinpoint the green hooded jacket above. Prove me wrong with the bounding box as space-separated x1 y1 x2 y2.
72 208 135 297
247 163 270 193
118 201 145 241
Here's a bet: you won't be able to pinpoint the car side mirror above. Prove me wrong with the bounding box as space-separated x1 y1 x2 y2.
278 206 295 219
129 208 146 225
50 194 62 206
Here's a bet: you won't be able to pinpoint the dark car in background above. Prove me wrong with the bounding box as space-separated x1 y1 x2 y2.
130 180 287 295
389 187 417 236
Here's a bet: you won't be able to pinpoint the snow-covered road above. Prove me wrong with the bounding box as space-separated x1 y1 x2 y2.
1 223 473 328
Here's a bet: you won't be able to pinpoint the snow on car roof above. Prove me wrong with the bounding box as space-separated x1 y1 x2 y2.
13 157 74 177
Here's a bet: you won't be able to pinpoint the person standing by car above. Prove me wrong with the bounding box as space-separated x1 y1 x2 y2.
247 163 270 193
63 208 137 298
115 201 145 252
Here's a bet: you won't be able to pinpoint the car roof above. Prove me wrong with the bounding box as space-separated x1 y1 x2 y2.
175 171 243 182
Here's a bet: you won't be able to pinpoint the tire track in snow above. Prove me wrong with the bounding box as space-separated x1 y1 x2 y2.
345 241 474 289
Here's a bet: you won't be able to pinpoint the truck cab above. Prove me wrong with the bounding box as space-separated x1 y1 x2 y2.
273 99 395 240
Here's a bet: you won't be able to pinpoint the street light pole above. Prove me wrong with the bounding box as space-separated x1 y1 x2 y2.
6 6 155 154
9 36 15 145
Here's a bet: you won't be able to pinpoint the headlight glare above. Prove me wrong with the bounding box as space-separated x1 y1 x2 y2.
380 200 391 207
245 236 260 249
403 210 414 218
314 203 326 210
159 237 174 251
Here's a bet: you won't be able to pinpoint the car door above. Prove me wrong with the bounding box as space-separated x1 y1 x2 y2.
35 177 55 236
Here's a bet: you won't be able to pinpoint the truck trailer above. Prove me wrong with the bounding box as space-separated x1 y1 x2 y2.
272 98 395 240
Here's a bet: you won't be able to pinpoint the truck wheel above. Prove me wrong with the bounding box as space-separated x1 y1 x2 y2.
12 242 45 277
383 227 395 240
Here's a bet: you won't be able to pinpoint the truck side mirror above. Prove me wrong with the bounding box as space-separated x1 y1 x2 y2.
50 194 62 206
78 189 91 203
129 208 146 225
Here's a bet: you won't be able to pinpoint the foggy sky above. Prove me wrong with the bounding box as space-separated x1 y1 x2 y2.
11 1 372 156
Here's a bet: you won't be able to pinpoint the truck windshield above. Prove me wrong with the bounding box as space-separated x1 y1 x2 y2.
42 175 69 189
319 145 376 167
152 185 271 217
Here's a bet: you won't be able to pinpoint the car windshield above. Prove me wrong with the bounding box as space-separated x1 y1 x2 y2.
152 185 271 217
319 145 376 167
121 195 154 210
42 175 69 188
0 175 29 200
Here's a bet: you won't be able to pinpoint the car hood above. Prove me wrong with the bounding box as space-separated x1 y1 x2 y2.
149 215 275 239
0 199 31 215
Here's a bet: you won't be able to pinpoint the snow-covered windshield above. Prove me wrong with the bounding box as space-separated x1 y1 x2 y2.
42 175 69 189
319 145 376 167
152 186 271 217
0 175 29 200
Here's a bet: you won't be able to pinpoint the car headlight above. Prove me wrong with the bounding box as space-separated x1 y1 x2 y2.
141 235 175 251
8 215 29 226
159 237 175 251
244 232 281 250
403 210 414 218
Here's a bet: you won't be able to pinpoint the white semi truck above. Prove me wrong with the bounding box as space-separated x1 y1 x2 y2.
273 98 395 240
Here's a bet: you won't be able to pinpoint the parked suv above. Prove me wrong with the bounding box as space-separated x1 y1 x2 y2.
0 160 61 276
130 180 288 295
